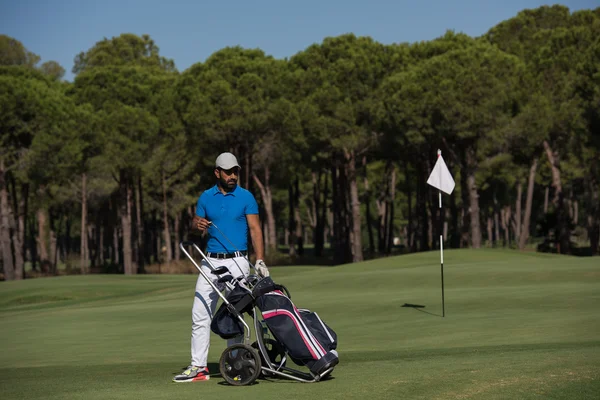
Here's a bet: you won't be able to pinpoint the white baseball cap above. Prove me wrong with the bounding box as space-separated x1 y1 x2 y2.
215 152 241 170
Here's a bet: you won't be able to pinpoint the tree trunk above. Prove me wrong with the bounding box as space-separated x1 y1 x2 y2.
0 159 15 280
288 181 297 257
586 177 599 255
376 187 386 253
486 217 493 247
519 158 538 250
80 172 88 273
306 196 315 247
417 158 430 251
295 207 303 256
7 176 24 279
156 214 163 264
427 158 438 251
87 224 95 267
465 149 482 249
466 171 482 248
317 171 328 257
494 209 500 248
120 172 134 274
543 140 570 254
253 167 276 254
309 172 318 255
544 186 549 213
174 212 180 261
99 225 104 268
311 171 324 256
331 165 340 262
513 181 523 245
332 162 352 264
161 171 172 263
449 191 460 249
113 223 120 267
37 207 49 273
46 209 58 274
544 141 562 203
64 214 71 264
346 149 363 262
386 163 396 254
28 214 38 271
363 156 375 256
151 211 158 263
50 229 57 275
295 178 304 256
404 159 414 251
17 183 27 279
501 206 511 246
459 162 470 248
136 175 145 272
589 215 599 255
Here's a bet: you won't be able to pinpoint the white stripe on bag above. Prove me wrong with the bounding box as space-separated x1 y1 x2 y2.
265 293 326 357
291 306 326 357
313 312 335 343
262 308 322 359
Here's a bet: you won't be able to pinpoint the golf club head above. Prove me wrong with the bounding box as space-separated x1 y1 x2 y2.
212 266 230 275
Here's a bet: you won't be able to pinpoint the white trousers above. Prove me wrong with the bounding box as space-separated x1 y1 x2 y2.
191 256 250 367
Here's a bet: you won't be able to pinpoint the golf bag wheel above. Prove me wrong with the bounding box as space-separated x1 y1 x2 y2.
219 344 262 386
252 339 287 376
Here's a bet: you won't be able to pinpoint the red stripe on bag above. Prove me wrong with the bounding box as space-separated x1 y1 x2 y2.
262 310 320 359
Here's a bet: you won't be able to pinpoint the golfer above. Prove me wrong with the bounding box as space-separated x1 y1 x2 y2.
173 152 269 383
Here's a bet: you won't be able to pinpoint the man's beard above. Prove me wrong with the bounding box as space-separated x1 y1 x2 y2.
220 176 237 191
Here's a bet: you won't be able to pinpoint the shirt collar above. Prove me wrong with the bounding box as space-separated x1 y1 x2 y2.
211 184 238 196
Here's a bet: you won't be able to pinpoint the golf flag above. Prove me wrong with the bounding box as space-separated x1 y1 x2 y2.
426 149 454 317
427 151 455 195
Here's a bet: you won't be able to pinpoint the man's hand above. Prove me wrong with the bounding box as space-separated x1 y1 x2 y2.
255 260 270 278
193 215 211 232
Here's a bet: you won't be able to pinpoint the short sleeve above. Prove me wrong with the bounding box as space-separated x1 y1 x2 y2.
195 193 206 218
245 192 259 215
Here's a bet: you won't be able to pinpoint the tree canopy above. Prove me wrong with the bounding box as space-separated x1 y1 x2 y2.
1 5 599 281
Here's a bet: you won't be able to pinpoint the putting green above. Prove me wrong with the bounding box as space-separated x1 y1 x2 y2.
1 249 598 399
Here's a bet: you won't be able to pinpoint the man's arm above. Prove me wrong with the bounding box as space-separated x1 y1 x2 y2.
246 214 265 261
191 194 210 235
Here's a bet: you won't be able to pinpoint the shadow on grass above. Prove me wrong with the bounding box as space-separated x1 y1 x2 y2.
402 303 444 317
216 372 336 386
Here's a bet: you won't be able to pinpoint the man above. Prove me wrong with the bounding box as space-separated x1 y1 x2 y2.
173 152 269 383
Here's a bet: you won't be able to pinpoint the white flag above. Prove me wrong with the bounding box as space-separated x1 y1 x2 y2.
427 150 455 195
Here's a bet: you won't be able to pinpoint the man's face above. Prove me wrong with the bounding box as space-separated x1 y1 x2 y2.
215 167 240 191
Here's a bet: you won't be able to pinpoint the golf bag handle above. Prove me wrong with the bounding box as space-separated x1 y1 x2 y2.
179 241 228 296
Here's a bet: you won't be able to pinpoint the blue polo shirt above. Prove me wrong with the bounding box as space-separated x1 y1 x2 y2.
195 184 259 253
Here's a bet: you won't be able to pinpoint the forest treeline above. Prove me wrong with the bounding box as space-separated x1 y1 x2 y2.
1 5 599 280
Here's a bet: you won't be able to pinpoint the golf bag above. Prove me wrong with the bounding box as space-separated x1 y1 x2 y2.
253 278 339 375
211 284 254 339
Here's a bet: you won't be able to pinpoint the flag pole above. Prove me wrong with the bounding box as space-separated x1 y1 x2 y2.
437 150 445 317
439 189 445 317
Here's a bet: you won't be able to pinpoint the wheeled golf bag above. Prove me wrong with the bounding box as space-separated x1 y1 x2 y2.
253 277 339 376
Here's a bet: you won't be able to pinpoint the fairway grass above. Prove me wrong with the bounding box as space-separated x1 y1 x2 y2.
1 249 598 399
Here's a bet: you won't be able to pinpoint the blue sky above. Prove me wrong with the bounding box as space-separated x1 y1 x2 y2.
1 0 597 81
